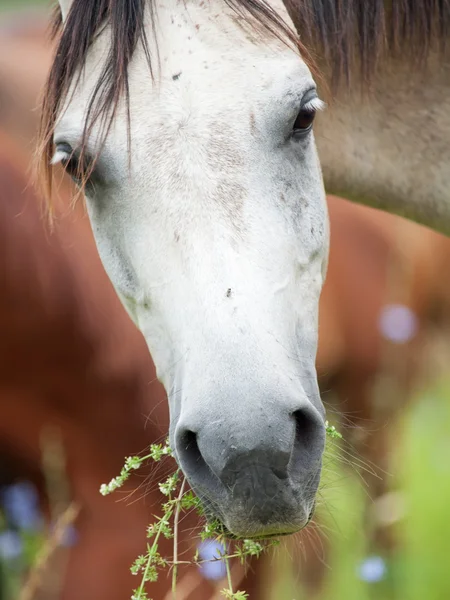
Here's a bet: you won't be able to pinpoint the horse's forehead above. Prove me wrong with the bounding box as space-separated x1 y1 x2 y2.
138 0 299 79
60 0 311 175
153 0 294 51
81 0 301 89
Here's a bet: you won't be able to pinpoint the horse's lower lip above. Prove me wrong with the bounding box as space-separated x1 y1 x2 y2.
221 527 303 541
193 482 315 539
210 519 307 540
199 499 312 540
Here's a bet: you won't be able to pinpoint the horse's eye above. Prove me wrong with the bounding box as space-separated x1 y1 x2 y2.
292 96 325 138
293 109 316 133
52 142 80 179
52 142 95 186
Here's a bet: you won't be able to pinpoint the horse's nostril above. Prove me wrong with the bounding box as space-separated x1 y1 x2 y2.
290 407 325 479
179 429 202 472
176 429 214 486
293 408 318 447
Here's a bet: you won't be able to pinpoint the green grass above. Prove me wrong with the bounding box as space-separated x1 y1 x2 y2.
397 383 450 600
269 378 450 600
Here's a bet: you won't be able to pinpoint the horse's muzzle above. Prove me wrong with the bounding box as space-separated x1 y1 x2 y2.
174 398 325 538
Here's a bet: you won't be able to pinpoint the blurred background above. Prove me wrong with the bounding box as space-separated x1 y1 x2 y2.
1 1 450 599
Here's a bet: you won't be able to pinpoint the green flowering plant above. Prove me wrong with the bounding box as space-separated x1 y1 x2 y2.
101 423 342 599
325 420 343 440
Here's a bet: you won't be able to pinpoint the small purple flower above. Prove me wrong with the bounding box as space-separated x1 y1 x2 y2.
1 482 42 531
378 304 418 344
197 539 227 581
0 530 23 560
357 555 387 583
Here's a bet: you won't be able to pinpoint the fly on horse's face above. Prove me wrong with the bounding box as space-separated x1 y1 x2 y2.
51 0 329 538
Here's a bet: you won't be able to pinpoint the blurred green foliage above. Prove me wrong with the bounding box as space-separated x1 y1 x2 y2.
270 378 450 600
0 514 43 600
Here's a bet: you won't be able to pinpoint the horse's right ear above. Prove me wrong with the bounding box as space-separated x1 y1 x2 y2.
58 0 74 21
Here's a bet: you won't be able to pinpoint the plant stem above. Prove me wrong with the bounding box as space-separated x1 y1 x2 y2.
225 549 233 595
137 510 173 600
164 553 242 566
172 478 187 599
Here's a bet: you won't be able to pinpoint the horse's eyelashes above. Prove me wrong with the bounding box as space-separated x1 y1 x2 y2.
303 97 326 113
52 143 95 185
51 142 73 166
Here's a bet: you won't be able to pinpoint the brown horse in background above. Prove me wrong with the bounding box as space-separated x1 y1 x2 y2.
2 11 450 600
0 18 215 599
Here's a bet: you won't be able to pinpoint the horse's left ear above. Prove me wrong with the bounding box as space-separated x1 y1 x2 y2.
58 0 74 21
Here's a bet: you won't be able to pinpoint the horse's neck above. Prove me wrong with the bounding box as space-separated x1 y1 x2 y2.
315 56 450 234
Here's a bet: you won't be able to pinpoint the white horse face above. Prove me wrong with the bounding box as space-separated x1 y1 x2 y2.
53 0 329 538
